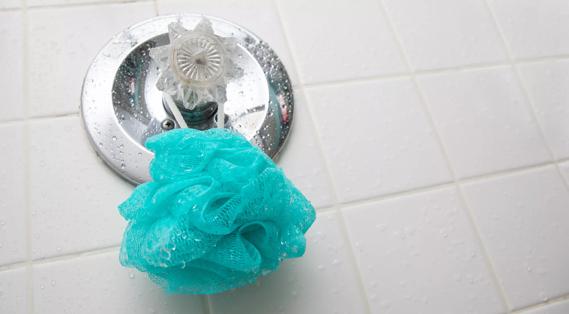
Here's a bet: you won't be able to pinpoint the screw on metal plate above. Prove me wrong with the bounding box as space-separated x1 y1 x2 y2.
161 119 176 130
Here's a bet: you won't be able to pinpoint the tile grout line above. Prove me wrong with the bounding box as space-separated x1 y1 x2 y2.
333 206 377 313
419 48 515 314
490 30 569 193
338 160 562 213
483 0 569 182
271 0 341 231
480 0 569 201
4 52 569 127
517 71 569 192
30 245 120 266
21 0 35 311
454 186 512 312
301 53 569 90
0 159 565 273
272 1 373 313
375 0 512 311
511 291 569 313
0 112 80 125
481 0 569 307
0 261 28 272
0 6 21 11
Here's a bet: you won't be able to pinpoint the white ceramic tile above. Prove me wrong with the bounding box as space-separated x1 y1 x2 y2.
276 0 407 84
157 0 299 86
0 267 28 314
0 11 24 121
0 0 20 9
519 60 569 159
488 0 569 59
419 66 551 178
524 299 569 314
27 3 155 117
306 78 451 203
462 166 569 309
211 212 367 314
343 187 505 314
28 0 151 6
33 251 204 314
0 124 26 265
29 116 132 259
383 0 507 70
277 91 335 209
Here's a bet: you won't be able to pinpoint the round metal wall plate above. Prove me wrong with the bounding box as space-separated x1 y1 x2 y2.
81 15 294 184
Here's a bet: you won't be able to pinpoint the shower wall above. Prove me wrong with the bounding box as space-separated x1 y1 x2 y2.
1 0 569 313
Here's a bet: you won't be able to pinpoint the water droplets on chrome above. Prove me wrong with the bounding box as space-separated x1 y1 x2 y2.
81 15 294 184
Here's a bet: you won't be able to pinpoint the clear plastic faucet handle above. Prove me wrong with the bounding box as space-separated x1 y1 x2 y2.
172 33 225 86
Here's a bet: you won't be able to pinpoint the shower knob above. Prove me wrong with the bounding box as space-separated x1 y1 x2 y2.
81 15 294 184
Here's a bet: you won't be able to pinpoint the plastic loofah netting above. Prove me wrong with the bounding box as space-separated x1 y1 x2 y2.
118 128 316 294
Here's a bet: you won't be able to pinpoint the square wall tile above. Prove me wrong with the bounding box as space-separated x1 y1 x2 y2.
488 0 569 59
306 78 451 203
157 0 299 86
211 212 367 314
33 251 204 314
520 60 569 159
523 299 569 314
276 0 407 84
462 166 569 309
0 11 24 121
419 66 551 178
0 124 26 265
0 267 28 314
277 90 335 209
343 187 505 314
29 116 132 259
27 3 155 117
383 0 506 70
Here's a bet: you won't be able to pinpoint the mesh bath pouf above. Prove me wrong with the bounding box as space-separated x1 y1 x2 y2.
118 128 316 294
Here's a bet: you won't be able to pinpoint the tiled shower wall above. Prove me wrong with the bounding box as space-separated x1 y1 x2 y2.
1 0 569 313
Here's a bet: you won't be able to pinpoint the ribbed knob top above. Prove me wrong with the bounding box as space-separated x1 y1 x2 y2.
172 34 225 85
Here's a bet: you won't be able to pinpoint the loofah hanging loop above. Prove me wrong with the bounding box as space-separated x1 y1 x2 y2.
118 128 316 294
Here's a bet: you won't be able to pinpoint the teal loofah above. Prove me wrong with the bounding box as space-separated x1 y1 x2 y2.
118 128 316 294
